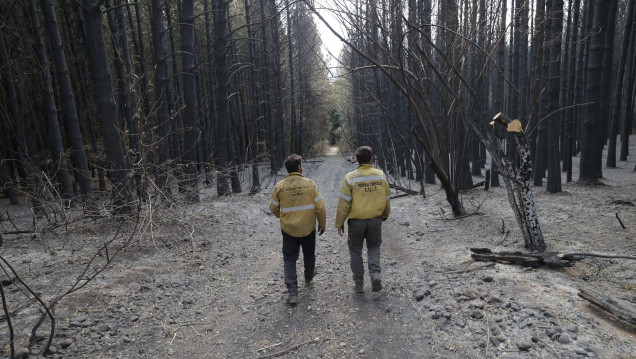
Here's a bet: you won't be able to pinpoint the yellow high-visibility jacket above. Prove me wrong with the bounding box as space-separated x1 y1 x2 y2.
269 172 326 237
335 164 391 228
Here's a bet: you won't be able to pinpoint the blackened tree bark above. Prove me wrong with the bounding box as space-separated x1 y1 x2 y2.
258 0 277 174
164 3 184 182
29 0 74 204
546 0 563 193
40 0 94 204
212 0 232 196
243 0 261 193
268 0 287 168
224 18 242 194
532 0 548 187
0 148 18 205
81 0 134 213
115 0 143 193
192 42 212 184
607 0 634 167
519 1 530 122
105 0 143 195
0 18 46 214
203 0 220 186
64 0 106 191
580 0 610 184
286 0 298 155
564 0 581 182
598 0 618 143
507 0 521 165
150 0 172 194
575 1 595 154
179 0 200 202
491 0 507 189
492 113 546 252
620 10 636 161
128 0 152 119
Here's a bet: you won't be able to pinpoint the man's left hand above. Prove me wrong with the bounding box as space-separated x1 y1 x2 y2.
337 226 345 236
319 229 325 236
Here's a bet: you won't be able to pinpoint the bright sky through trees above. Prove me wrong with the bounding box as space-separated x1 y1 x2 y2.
314 0 346 76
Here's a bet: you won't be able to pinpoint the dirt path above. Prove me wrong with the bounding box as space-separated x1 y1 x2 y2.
190 150 436 358
1 145 635 358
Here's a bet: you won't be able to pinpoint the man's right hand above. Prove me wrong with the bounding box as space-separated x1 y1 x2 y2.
337 226 345 236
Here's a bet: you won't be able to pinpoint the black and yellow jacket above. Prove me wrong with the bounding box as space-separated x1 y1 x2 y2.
270 172 327 237
335 164 391 228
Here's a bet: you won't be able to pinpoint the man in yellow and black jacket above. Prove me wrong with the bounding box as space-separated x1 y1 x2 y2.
270 154 326 305
336 146 390 294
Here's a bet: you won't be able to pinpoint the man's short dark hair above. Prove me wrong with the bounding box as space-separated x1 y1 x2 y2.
355 146 373 164
284 154 302 173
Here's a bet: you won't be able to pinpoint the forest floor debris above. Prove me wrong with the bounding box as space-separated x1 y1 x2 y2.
0 145 635 358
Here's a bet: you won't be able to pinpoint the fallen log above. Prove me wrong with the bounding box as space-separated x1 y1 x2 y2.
390 193 412 200
472 180 486 188
389 183 419 195
470 248 586 268
471 248 636 268
578 287 636 326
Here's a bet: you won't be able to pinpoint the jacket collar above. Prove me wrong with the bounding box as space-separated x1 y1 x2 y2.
285 172 303 178
357 164 373 169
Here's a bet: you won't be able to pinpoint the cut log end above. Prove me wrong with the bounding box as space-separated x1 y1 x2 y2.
507 120 524 133
493 112 511 124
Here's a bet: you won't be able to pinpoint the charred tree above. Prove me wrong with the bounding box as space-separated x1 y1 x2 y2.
64 0 107 191
243 0 261 193
580 0 610 184
0 18 47 215
40 0 94 205
212 0 232 196
29 0 74 204
179 0 200 202
268 0 287 168
150 0 172 195
491 113 546 252
81 0 134 213
0 148 18 205
607 0 634 167
564 0 581 182
546 0 563 194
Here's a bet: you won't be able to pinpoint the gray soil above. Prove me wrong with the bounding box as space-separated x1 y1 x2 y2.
1 143 635 359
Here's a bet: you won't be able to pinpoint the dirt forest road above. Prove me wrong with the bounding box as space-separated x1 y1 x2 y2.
1 146 635 358
195 151 435 358
182 148 634 359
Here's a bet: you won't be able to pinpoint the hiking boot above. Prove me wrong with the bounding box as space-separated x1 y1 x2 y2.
371 273 382 292
354 282 364 294
287 293 298 305
305 267 317 284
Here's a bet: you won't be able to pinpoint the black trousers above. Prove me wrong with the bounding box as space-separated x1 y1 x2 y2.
282 230 316 294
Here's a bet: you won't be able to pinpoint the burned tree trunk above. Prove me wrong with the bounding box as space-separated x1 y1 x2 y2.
149 0 172 195
470 248 586 268
40 0 94 205
29 0 74 205
0 148 18 205
81 0 134 214
491 113 546 252
179 0 200 202
243 0 261 193
578 287 636 326
212 0 232 196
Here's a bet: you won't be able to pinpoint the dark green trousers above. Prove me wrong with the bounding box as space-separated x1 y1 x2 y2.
347 217 382 284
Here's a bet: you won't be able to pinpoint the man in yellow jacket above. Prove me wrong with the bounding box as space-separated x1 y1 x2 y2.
270 154 326 304
336 146 390 294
